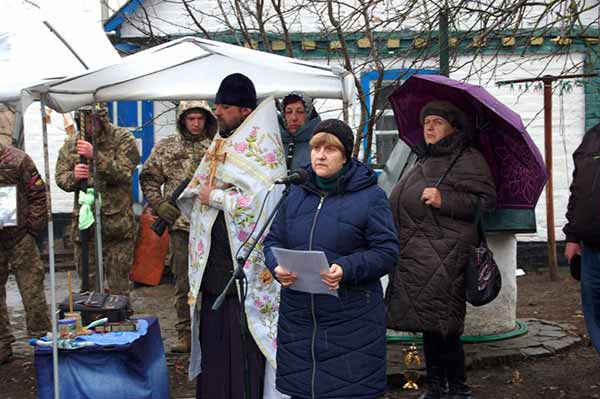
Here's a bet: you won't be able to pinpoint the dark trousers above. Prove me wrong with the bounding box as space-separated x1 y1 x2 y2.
422 332 466 386
582 244 600 353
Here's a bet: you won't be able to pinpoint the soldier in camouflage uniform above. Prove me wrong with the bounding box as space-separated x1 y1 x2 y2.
140 101 216 353
55 104 140 295
0 140 51 364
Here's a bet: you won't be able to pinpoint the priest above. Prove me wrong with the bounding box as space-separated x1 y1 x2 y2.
178 73 288 399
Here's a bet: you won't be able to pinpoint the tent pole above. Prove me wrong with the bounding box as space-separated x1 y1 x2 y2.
91 101 104 293
42 21 89 70
40 94 60 399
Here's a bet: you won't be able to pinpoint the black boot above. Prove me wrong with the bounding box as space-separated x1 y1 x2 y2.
420 333 446 399
444 339 473 399
419 366 445 399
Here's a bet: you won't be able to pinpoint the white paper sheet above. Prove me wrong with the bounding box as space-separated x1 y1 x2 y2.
0 185 17 227
271 247 338 297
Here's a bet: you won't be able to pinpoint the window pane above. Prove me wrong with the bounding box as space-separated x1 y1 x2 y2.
373 84 397 110
375 114 397 131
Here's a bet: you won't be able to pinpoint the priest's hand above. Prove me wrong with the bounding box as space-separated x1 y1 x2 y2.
321 263 343 290
274 265 297 287
421 187 442 208
77 139 94 160
199 186 212 205
74 164 89 181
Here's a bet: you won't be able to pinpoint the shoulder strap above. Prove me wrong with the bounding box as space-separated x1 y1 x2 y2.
434 145 467 188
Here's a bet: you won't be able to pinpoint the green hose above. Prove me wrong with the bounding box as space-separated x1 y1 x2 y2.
386 319 529 344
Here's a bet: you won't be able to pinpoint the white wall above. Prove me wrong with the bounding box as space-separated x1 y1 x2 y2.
23 103 73 213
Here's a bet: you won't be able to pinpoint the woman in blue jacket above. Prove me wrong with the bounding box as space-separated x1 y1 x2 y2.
264 119 400 399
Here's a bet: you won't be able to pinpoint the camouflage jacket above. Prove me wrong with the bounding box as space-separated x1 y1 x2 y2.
140 101 216 232
0 143 47 247
55 124 140 243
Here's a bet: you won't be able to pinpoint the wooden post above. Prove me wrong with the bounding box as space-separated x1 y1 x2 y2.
543 78 560 281
496 73 597 281
439 6 449 77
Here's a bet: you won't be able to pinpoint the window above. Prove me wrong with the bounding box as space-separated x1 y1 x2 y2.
360 68 438 165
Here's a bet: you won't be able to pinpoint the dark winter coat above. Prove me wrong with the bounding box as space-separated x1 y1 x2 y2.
386 131 496 336
264 159 400 399
564 123 600 248
279 114 321 170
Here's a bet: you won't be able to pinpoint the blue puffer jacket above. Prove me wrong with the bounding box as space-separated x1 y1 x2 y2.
264 159 400 399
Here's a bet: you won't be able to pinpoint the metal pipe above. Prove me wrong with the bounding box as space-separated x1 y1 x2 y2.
543 79 559 281
42 21 89 70
40 94 60 399
91 101 104 293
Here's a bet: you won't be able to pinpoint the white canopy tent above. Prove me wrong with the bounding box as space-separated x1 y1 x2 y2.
27 36 354 113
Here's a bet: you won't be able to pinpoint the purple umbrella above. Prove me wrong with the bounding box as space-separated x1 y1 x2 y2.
389 74 547 210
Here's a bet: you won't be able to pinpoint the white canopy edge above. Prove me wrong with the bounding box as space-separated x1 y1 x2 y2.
27 37 353 113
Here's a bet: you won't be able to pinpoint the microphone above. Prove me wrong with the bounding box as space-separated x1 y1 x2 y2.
274 169 308 185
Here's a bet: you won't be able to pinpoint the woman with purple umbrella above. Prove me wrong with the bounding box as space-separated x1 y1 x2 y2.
386 101 496 399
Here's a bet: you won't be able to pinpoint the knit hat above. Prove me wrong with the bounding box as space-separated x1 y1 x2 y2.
215 73 257 109
420 100 465 130
313 119 354 157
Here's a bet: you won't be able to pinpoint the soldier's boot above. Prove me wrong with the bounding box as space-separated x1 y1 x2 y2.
171 334 191 353
0 344 13 365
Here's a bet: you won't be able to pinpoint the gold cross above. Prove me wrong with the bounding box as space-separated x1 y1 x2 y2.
206 138 227 188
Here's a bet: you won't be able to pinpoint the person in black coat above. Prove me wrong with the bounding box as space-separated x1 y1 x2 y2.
387 101 496 399
264 119 400 399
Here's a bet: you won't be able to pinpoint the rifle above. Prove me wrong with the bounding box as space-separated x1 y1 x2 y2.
151 178 190 236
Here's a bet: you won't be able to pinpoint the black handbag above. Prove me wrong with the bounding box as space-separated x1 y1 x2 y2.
433 146 501 306
465 210 502 306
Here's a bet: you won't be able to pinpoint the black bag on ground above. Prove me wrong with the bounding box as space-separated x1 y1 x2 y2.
465 213 502 306
59 292 132 325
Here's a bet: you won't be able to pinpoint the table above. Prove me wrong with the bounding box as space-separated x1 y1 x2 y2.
34 317 169 399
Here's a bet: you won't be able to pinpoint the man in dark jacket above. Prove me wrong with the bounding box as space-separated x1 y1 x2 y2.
564 123 600 354
0 142 50 364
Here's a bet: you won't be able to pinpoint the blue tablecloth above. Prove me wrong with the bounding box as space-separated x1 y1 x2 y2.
34 317 169 399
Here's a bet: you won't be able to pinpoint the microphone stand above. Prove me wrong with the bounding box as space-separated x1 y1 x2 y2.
212 183 291 399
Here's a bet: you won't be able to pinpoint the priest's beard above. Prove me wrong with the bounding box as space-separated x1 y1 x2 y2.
218 116 248 138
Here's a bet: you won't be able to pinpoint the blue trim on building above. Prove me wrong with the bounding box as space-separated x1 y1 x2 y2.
104 0 145 34
107 100 154 204
360 68 438 161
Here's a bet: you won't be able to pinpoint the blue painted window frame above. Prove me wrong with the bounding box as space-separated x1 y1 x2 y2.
360 68 438 162
107 100 154 204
